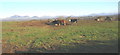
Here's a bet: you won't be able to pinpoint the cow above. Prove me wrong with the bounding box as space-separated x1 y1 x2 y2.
95 18 102 22
105 16 112 21
95 16 112 22
51 19 67 26
51 20 61 26
69 19 78 23
60 20 67 25
95 16 105 22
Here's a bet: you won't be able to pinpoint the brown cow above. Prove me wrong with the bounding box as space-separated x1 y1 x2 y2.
61 20 67 25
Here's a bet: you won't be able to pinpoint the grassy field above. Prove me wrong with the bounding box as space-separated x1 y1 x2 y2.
2 20 118 53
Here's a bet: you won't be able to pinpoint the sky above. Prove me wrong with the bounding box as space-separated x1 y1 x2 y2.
0 0 119 18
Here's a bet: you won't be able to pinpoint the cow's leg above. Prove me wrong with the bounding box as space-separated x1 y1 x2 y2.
58 23 61 26
63 23 66 25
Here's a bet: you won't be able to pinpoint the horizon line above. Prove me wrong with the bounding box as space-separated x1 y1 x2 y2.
0 12 118 19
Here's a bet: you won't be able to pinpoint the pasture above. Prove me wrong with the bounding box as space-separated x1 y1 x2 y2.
2 20 118 53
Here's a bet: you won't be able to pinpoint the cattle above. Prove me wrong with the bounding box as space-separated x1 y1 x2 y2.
95 16 105 22
69 19 78 23
95 18 102 22
61 20 67 25
95 16 112 22
51 19 67 26
51 20 61 26
105 16 112 21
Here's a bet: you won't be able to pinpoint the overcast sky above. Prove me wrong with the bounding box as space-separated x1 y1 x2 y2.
0 0 119 18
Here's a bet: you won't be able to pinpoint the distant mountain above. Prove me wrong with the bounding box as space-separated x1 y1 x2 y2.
1 15 30 21
31 16 39 18
10 15 21 18
87 13 117 16
1 15 56 21
22 16 30 18
1 13 118 21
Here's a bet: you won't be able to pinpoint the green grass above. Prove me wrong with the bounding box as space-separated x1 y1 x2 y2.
2 20 118 53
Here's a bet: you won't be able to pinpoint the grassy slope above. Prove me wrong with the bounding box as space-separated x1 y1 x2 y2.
2 20 118 53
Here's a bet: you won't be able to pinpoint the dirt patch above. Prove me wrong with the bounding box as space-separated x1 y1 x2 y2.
17 20 50 27
16 20 71 32
17 20 72 28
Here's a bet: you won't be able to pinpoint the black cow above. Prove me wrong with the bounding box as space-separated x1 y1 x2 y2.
69 19 78 23
105 16 112 21
51 20 61 26
51 19 68 26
